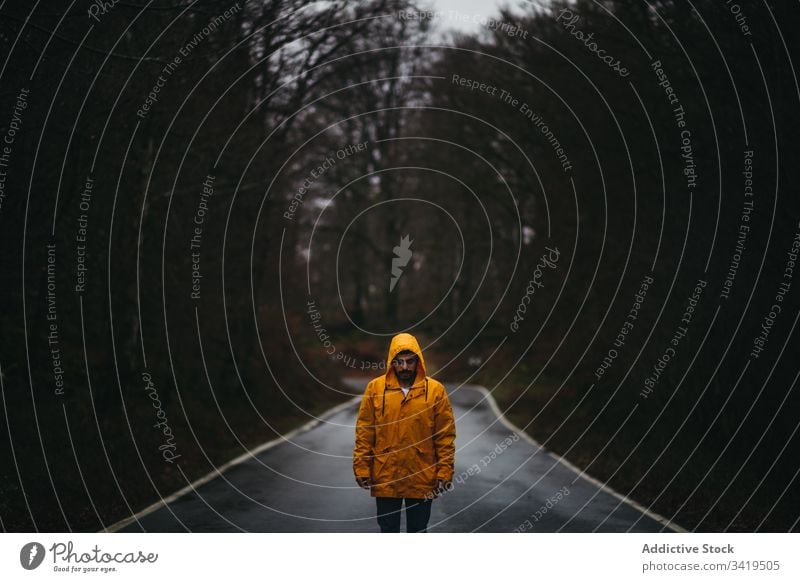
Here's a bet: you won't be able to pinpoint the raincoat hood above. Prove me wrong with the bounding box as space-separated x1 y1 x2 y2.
385 333 426 387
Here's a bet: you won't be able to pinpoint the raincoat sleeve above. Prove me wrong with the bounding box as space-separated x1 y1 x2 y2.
433 389 456 482
353 386 375 479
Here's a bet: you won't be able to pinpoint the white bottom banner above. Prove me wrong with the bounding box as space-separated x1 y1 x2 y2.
1 533 796 581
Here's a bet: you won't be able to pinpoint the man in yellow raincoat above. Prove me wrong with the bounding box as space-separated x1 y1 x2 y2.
353 333 456 532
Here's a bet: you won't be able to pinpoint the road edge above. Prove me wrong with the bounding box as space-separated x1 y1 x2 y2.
105 383 687 533
471 385 688 533
103 395 362 533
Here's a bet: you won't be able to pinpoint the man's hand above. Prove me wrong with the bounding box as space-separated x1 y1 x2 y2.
432 479 452 498
356 476 372 489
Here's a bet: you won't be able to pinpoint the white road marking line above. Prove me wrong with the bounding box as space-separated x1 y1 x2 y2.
469 384 687 532
103 396 361 533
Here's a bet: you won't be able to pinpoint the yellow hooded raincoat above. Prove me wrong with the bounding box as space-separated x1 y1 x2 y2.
353 333 456 498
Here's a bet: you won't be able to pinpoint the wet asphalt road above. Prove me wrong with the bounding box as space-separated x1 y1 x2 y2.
118 382 677 532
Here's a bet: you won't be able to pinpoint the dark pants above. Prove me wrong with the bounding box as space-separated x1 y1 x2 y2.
375 497 432 533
